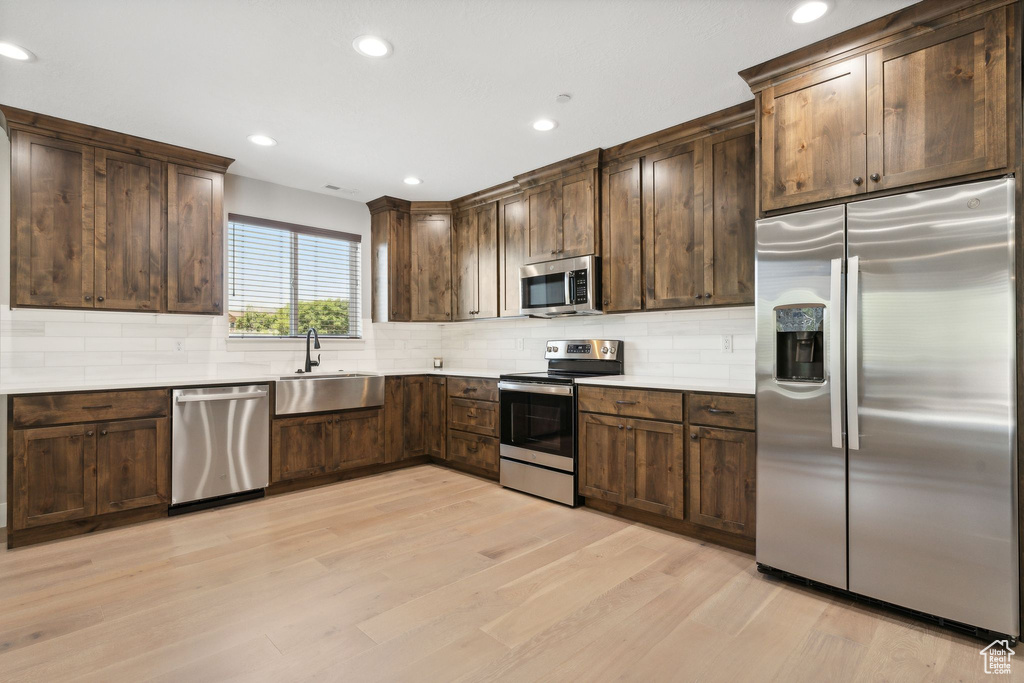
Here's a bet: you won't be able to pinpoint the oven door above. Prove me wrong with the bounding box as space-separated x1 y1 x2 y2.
498 382 575 472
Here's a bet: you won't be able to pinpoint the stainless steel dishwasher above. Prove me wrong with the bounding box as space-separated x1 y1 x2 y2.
171 384 270 511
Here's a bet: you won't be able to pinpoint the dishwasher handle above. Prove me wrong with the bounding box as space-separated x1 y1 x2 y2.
175 390 268 404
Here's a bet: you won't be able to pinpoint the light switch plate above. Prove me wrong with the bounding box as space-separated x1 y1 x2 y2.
516 338 525 351
174 340 185 353
721 335 733 353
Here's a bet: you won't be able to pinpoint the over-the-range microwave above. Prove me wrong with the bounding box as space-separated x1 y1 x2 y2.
519 254 602 318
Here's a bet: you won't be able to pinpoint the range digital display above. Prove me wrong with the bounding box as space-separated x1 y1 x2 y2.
566 343 592 354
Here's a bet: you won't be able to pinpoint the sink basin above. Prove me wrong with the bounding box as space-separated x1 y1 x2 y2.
275 372 384 415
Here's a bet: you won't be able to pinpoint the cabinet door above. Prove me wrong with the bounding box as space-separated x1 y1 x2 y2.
271 414 332 482
383 376 406 463
601 158 643 312
703 127 755 306
452 209 479 321
644 141 705 309
524 181 562 263
865 7 1007 191
94 149 164 311
426 377 447 458
410 212 452 321
389 209 413 322
761 56 867 211
96 417 169 513
12 424 97 529
12 132 95 308
687 426 756 538
578 413 627 503
560 169 597 258
625 419 685 518
499 194 526 317
475 202 499 318
167 164 224 313
402 375 428 456
331 408 384 471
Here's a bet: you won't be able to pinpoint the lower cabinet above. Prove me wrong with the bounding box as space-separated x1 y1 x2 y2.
444 376 500 476
687 425 756 538
385 375 446 462
12 416 169 531
446 430 499 474
271 408 384 483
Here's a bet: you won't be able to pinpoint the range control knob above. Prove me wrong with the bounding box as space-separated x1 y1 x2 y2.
601 346 609 354
551 345 559 352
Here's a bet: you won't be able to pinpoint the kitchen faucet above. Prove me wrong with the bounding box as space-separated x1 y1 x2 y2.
300 327 321 373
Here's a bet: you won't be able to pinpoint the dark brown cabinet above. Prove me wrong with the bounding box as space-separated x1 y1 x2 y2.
96 418 169 514
445 376 499 475
578 412 630 504
447 430 499 474
12 424 97 529
12 132 96 309
94 149 163 311
600 158 642 313
167 164 224 314
702 127 755 306
369 198 412 322
687 425 756 539
425 377 446 459
524 180 562 262
272 408 385 482
519 151 600 264
453 202 498 320
499 194 527 317
409 206 453 321
386 375 446 461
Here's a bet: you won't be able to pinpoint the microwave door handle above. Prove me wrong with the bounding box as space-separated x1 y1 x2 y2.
565 272 573 307
829 258 843 449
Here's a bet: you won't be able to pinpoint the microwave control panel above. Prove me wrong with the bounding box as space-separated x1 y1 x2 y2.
569 269 589 303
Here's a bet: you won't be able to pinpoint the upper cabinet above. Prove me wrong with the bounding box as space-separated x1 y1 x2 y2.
453 201 498 320
5 107 233 314
703 127 755 306
498 193 526 317
516 150 600 264
745 3 1015 212
600 158 642 313
368 197 412 322
409 203 453 322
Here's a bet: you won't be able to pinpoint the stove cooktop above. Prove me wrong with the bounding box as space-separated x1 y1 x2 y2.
498 371 598 384
499 339 625 385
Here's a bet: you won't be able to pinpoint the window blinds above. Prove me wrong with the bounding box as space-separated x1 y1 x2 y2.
227 214 361 338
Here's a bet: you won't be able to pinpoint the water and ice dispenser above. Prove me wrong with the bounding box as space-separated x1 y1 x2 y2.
775 306 824 382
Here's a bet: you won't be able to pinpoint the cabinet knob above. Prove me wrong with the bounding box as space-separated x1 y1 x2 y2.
392 310 397 316
335 417 340 423
704 293 712 299
100 430 107 436
550 250 558 255
97 296 104 302
617 424 624 430
695 294 702 300
690 432 698 440
626 426 633 431
602 299 609 305
870 173 881 182
86 430 94 437
853 177 863 185
84 295 92 301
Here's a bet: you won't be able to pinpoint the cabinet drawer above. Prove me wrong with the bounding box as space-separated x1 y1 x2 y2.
447 430 499 473
13 389 169 428
447 398 498 437
447 376 498 402
687 393 755 430
577 386 683 422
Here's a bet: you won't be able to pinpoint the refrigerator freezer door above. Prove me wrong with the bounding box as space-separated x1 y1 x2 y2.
756 204 848 589
847 178 1017 636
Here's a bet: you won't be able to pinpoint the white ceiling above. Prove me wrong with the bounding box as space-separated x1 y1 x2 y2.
0 0 916 203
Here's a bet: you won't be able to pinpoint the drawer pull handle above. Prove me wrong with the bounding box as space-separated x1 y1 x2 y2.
615 400 638 405
464 387 477 393
84 404 113 410
706 408 735 415
467 445 479 453
466 412 477 418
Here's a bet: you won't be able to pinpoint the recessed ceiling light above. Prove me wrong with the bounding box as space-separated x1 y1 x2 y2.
555 94 572 104
532 119 557 132
247 134 277 147
0 42 32 61
403 177 422 185
790 1 829 24
353 35 393 58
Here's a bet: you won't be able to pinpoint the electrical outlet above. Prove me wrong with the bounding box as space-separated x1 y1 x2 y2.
721 335 733 353
433 357 443 369
516 338 525 351
174 340 185 353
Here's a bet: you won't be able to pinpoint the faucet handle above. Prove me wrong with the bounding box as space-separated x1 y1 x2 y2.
312 354 320 368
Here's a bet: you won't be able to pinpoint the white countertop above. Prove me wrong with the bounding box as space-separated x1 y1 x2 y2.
0 368 504 395
573 374 755 395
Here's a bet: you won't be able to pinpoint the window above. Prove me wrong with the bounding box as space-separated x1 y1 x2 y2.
228 213 361 338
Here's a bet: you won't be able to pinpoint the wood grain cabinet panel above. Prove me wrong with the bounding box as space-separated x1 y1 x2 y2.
760 56 868 210
409 211 453 321
331 408 384 471
702 127 755 306
524 181 562 263
601 158 643 312
643 141 705 309
167 164 224 314
865 7 1008 191
446 377 499 402
370 205 412 322
687 426 756 538
453 203 498 320
12 424 97 529
499 194 526 317
96 418 169 514
447 397 498 437
271 414 332 482
475 202 499 318
626 419 685 518
94 149 163 311
687 393 756 430
447 430 499 474
425 377 446 459
578 412 628 503
12 389 169 428
559 169 598 258
402 375 428 457
12 131 95 309
577 386 683 422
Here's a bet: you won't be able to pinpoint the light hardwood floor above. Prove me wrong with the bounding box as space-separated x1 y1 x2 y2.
0 465 1011 682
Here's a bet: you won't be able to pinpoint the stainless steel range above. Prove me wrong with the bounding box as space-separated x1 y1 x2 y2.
498 340 623 505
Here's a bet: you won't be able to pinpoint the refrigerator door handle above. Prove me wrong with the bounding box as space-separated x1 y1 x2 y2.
829 258 844 448
846 255 860 450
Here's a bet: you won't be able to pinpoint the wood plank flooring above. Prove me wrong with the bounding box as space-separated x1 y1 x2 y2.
0 465 1010 682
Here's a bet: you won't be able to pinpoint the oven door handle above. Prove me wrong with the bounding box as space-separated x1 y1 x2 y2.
498 381 574 396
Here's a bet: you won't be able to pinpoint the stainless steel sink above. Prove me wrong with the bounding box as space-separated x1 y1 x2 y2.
275 372 384 415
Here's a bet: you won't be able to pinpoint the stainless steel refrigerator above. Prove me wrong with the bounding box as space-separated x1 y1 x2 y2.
755 177 1018 638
